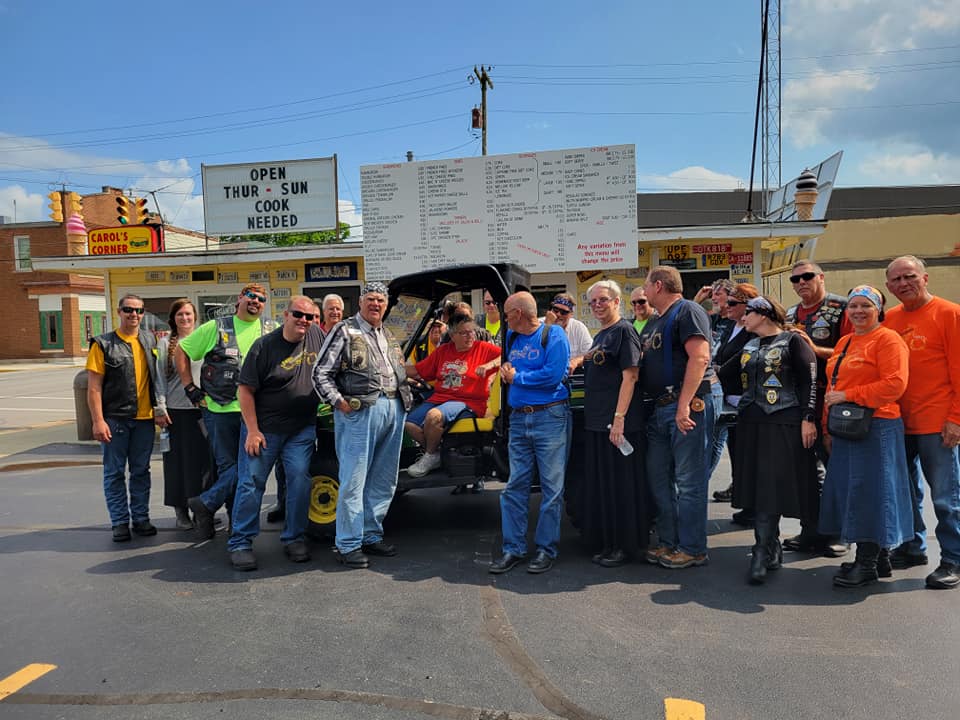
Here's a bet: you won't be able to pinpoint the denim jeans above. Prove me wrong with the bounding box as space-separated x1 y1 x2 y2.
228 423 316 552
706 381 727 479
901 433 960 564
646 396 715 556
199 408 242 513
500 403 570 558
101 417 155 526
334 396 406 553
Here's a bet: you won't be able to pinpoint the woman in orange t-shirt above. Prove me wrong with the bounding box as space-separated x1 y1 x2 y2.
819 285 913 588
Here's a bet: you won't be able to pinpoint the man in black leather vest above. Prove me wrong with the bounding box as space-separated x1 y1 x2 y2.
783 261 851 557
86 294 162 542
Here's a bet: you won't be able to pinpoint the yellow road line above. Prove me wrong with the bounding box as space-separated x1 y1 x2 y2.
0 664 57 702
665 697 706 720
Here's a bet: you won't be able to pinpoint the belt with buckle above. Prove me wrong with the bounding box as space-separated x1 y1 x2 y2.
381 390 397 399
654 392 679 407
515 399 568 414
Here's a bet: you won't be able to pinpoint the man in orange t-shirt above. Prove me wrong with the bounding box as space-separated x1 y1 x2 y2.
884 255 960 590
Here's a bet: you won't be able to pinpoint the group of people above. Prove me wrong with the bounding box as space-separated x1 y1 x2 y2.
86 254 959 590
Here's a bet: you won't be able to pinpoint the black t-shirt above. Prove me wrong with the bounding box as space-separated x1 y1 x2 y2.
583 318 643 432
639 299 712 396
239 325 323 434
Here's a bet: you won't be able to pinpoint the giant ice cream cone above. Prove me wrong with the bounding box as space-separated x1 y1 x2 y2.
794 169 819 221
65 214 88 255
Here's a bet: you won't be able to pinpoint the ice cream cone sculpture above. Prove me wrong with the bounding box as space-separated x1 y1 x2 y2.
794 169 819 221
66 214 88 255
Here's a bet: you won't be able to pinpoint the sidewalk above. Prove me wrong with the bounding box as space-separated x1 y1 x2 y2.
0 420 101 471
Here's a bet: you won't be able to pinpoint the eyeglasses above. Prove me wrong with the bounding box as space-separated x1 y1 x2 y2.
726 300 745 307
120 306 145 315
551 307 571 316
289 310 316 321
243 290 267 303
483 299 497 306
588 296 614 308
789 271 818 284
454 329 475 337
631 299 647 306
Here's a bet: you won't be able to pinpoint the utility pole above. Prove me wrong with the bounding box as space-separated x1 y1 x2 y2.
473 65 493 155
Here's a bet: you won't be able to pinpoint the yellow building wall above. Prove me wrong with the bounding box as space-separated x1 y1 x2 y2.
765 213 960 306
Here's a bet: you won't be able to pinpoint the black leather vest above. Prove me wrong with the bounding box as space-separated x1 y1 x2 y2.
737 332 801 414
786 292 847 348
335 317 413 411
200 316 260 405
91 330 158 418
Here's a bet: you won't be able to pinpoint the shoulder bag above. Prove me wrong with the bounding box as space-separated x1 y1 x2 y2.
826 337 874 441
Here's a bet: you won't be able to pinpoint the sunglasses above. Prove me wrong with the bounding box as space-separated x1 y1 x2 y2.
243 290 267 303
726 300 745 307
120 306 145 315
552 306 571 316
483 299 497 306
631 299 647 306
289 310 316 321
789 271 818 284
743 308 757 315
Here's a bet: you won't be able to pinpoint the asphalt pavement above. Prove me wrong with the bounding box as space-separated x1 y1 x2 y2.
0 363 958 719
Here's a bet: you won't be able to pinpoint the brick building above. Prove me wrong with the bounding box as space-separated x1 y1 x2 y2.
0 186 210 361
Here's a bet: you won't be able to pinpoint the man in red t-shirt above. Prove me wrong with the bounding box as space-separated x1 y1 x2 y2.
404 313 501 477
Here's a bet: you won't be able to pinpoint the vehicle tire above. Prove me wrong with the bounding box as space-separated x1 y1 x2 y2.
307 456 339 538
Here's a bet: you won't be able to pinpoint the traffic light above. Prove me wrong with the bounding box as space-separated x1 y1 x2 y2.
133 198 149 224
48 191 63 222
66 191 83 217
116 196 131 225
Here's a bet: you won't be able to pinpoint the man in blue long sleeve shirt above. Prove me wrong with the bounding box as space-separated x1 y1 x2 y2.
490 291 571 575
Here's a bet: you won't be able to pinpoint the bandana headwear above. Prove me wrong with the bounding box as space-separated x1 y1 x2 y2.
362 281 389 299
746 296 777 321
848 285 883 310
551 295 575 310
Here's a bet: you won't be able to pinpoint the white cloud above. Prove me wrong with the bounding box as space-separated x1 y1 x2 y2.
859 148 960 183
0 133 150 177
639 166 745 191
0 185 44 222
782 0 960 154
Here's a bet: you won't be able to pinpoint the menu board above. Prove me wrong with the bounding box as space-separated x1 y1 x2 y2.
360 144 637 281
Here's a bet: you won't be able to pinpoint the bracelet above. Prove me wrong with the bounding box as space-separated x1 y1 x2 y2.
613 411 626 419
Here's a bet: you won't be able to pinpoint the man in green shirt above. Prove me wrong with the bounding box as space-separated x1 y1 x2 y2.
176 283 266 538
630 286 655 334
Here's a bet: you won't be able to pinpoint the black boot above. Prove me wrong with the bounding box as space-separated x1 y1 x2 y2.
749 544 769 584
834 542 880 587
842 548 892 578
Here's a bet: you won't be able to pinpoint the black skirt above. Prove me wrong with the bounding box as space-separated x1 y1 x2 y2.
580 429 649 556
162 408 214 508
732 413 818 519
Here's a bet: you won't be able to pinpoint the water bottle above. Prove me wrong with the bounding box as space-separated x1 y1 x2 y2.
607 424 634 456
159 428 171 454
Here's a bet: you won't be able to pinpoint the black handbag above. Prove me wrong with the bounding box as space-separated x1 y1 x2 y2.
826 338 874 441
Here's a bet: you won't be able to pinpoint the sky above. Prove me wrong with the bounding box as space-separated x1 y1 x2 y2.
1 0 958 238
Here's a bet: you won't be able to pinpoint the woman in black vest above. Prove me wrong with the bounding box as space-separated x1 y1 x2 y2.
723 296 819 584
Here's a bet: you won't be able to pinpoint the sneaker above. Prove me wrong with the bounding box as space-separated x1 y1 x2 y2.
406 451 442 477
659 549 709 569
926 561 960 590
644 545 671 565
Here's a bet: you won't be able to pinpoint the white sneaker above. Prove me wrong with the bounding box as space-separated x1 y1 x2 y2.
407 451 442 477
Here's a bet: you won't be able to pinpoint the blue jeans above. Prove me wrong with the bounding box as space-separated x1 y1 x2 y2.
199 409 242 513
706 382 727 479
334 396 406 553
101 417 155 526
901 433 960 564
500 403 570 558
646 396 715 556
228 424 316 552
